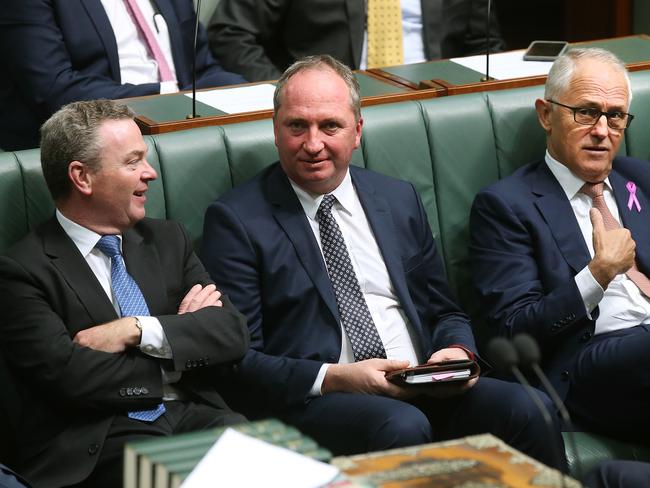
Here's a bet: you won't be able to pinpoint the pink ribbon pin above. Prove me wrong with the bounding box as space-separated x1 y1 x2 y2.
627 181 641 212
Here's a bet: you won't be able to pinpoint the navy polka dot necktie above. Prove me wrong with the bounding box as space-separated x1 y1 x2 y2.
316 195 387 361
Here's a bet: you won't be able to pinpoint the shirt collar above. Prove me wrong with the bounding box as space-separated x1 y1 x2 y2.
289 169 356 221
544 149 612 200
56 209 122 257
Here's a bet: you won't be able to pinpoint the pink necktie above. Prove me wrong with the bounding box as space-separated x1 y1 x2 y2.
123 0 175 82
581 182 650 297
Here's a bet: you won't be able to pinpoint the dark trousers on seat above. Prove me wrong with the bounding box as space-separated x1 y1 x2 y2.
69 401 246 488
281 376 567 472
582 460 650 488
567 324 650 441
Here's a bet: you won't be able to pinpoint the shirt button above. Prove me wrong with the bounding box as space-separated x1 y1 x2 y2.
144 345 154 353
88 443 100 455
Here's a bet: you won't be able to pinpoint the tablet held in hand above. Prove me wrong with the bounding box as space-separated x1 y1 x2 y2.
386 359 480 385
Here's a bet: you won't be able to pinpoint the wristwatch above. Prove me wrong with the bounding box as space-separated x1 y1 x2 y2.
133 316 143 339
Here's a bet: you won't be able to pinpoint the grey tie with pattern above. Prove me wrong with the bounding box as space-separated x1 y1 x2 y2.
316 194 387 361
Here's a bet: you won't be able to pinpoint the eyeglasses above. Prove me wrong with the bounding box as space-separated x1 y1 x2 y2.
546 99 634 130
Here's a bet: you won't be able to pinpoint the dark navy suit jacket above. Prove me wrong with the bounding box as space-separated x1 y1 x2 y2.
470 156 650 399
0 0 246 151
201 163 477 413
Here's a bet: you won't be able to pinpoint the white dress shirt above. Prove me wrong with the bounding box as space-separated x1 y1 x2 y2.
56 210 175 356
545 151 650 334
100 0 179 93
289 171 422 395
359 0 426 69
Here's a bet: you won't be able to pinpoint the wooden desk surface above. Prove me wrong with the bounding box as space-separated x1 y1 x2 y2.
125 35 650 135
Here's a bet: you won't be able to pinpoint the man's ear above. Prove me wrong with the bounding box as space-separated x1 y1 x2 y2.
68 161 93 196
353 116 363 149
535 98 552 133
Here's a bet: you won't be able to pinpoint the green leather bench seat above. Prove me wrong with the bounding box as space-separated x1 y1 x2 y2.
3 70 650 475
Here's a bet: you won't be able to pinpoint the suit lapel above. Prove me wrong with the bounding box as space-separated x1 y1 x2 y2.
352 169 423 334
122 225 168 316
610 169 650 273
532 162 591 274
81 0 121 81
43 218 118 328
267 166 340 323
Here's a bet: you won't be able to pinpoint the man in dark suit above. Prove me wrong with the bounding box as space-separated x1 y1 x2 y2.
0 0 246 151
208 0 504 82
470 48 648 440
200 54 565 469
0 100 249 488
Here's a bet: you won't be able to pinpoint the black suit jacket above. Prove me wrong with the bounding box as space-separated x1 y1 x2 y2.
208 0 505 82
201 164 477 414
0 217 249 488
0 0 246 151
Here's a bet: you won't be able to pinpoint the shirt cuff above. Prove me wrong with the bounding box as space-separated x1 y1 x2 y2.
575 265 604 316
137 316 173 359
308 363 331 397
159 80 179 94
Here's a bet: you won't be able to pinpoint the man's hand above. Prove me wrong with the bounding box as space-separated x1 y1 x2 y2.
588 208 636 289
424 347 478 398
178 284 223 314
426 346 471 364
73 317 140 353
322 359 416 399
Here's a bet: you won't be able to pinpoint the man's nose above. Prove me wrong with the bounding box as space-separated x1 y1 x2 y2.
141 159 158 181
302 128 325 154
590 113 610 137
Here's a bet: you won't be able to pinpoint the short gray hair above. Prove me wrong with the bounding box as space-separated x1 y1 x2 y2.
545 47 632 107
40 100 135 201
273 54 361 122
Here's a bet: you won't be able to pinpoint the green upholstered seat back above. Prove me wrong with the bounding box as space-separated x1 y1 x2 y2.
419 93 497 317
0 154 28 253
626 70 650 161
361 101 440 241
150 126 230 248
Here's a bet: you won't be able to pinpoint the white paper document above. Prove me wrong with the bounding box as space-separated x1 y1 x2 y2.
181 428 340 488
186 83 276 114
451 50 555 80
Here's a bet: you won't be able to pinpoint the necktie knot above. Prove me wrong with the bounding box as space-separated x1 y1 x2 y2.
96 235 122 259
317 194 337 219
580 182 605 200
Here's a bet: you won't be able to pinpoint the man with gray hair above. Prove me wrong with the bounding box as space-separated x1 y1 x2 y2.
470 48 647 440
201 54 565 469
0 100 249 488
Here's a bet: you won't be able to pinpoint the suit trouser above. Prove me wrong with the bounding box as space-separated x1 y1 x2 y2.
280 376 567 471
0 463 31 488
582 460 650 488
566 324 650 441
68 401 246 488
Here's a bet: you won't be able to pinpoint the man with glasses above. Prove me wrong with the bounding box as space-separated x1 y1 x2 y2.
470 48 648 441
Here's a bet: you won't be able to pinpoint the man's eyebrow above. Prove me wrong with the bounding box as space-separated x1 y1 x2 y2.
125 148 147 159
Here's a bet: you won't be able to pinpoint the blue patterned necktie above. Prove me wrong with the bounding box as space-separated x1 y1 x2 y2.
316 195 387 361
95 235 166 422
